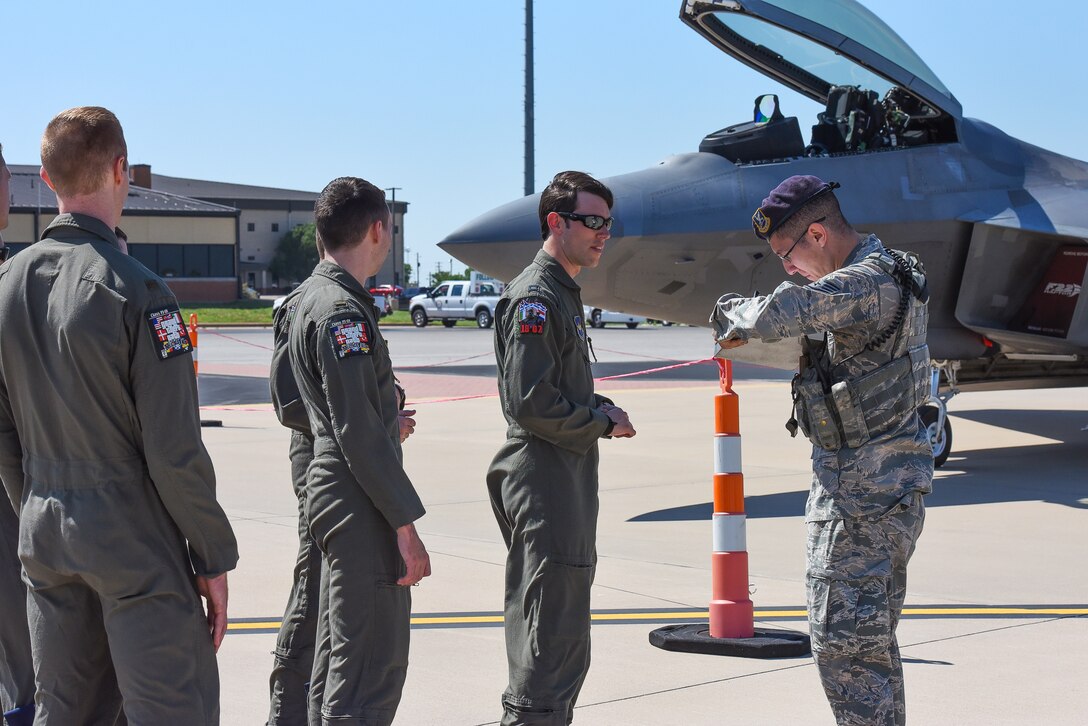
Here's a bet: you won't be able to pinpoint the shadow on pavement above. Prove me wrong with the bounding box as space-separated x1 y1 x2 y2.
630 409 1088 521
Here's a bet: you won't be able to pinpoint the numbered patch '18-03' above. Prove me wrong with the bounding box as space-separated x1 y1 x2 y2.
146 307 193 360
329 316 372 358
517 299 548 335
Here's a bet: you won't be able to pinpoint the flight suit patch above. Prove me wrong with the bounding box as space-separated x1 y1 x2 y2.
517 299 547 335
574 315 586 341
329 316 372 358
146 307 193 360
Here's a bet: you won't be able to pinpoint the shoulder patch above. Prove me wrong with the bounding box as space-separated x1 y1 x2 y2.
516 298 548 335
328 316 373 358
146 306 193 360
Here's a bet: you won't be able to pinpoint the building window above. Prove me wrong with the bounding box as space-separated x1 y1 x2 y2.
184 246 210 277
158 246 184 277
127 244 236 278
271 223 280 232
247 222 255 232
209 246 235 277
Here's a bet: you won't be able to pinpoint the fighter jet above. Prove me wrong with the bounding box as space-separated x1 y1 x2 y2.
438 0 1088 466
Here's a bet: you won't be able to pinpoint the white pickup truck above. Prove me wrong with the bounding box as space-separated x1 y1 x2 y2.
409 280 502 328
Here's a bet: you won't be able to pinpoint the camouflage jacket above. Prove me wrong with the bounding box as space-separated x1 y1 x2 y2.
710 234 933 520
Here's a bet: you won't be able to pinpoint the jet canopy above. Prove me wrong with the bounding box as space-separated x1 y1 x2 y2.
681 0 961 119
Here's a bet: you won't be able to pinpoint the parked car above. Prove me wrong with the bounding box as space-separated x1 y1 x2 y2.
369 284 404 297
399 286 431 309
584 306 647 329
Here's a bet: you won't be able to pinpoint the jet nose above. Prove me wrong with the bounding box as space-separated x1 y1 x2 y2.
439 194 542 282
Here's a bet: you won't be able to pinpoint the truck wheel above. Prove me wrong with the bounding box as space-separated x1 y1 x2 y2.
920 405 952 468
591 309 603 328
442 319 457 328
626 322 639 329
411 309 428 327
476 308 493 328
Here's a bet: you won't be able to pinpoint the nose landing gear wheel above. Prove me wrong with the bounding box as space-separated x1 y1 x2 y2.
920 405 952 468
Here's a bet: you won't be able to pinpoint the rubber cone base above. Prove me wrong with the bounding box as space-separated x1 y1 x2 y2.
649 623 810 658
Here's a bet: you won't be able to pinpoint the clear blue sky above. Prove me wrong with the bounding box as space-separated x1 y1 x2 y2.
5 1 1085 282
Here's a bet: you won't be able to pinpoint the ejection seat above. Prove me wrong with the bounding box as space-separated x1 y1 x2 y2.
699 94 805 163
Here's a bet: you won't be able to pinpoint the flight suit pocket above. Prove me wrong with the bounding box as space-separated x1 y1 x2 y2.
533 558 595 646
374 578 411 668
808 575 892 657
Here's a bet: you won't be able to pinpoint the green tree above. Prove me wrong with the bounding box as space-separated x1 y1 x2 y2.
269 223 318 284
404 263 413 286
429 267 473 286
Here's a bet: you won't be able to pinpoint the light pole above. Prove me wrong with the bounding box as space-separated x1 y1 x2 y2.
385 187 402 287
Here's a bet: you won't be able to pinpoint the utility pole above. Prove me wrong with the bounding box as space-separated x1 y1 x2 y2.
385 187 402 286
524 0 534 196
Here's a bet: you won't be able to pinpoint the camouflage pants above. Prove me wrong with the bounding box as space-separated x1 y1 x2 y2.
806 493 925 726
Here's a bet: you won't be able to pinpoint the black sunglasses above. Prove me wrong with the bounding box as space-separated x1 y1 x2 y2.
776 216 825 263
557 211 614 231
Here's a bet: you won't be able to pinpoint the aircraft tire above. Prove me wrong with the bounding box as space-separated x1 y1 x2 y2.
920 405 952 468
411 308 428 327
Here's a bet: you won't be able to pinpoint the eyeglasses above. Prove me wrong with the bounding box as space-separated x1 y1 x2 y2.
776 216 825 263
557 211 614 231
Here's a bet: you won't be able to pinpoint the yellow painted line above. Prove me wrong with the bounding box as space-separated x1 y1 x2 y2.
902 607 1088 616
227 605 1087 632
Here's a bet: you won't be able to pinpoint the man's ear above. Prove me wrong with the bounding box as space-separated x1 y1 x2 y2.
546 211 564 236
114 155 128 186
40 166 57 192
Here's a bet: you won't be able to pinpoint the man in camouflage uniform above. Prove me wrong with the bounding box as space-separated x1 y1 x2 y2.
0 107 238 723
0 143 35 726
710 176 932 726
487 171 637 725
288 177 430 725
266 250 417 725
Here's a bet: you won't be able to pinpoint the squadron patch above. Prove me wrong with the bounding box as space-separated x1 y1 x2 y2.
146 306 193 360
516 299 548 335
752 207 771 236
328 316 373 358
574 315 586 341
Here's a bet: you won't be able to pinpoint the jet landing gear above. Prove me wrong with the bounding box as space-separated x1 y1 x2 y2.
921 361 959 468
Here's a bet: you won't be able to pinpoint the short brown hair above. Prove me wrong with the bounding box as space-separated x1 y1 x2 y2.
41 107 127 197
538 171 613 240
314 177 389 253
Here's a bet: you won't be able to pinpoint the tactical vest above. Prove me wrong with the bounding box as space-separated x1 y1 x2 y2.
788 247 930 451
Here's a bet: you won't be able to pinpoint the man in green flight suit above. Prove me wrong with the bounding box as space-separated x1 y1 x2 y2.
266 241 417 725
0 107 238 723
487 170 637 726
288 176 430 725
0 143 35 726
711 176 932 726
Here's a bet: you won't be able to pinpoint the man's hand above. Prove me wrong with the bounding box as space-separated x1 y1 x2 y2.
716 337 748 351
398 409 417 443
196 573 229 652
396 523 431 586
603 404 637 438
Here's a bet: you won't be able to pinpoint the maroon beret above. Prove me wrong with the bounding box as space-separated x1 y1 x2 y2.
752 176 840 240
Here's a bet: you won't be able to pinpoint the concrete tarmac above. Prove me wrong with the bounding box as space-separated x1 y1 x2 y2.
196 325 1087 725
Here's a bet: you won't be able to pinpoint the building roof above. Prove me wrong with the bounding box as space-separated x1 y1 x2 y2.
151 172 320 202
8 165 238 216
